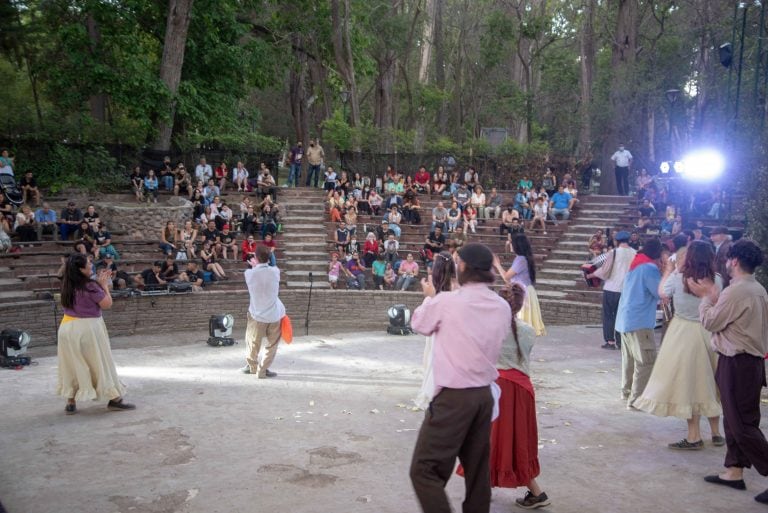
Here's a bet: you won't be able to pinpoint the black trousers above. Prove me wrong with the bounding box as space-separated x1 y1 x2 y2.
410 386 493 513
717 353 768 475
615 166 629 196
602 290 621 344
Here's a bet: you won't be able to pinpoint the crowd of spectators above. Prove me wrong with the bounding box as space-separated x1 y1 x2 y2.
322 163 582 291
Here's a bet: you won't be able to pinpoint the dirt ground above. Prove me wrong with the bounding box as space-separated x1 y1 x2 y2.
1 325 767 513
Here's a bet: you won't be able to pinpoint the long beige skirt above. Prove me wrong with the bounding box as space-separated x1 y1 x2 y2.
518 285 546 336
57 317 125 402
634 316 721 419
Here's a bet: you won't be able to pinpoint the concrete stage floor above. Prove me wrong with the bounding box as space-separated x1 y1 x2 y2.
1 325 767 513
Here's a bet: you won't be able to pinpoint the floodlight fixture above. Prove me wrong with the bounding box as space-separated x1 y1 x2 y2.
680 149 725 181
207 314 236 346
387 304 413 335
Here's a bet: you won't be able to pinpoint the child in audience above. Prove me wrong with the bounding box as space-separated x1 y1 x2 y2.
328 252 343 289
383 262 396 289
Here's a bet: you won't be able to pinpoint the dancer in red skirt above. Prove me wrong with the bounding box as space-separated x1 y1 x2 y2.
458 282 550 509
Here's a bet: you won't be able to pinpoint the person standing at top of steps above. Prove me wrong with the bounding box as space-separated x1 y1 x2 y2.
304 139 325 188
611 144 633 196
587 231 636 350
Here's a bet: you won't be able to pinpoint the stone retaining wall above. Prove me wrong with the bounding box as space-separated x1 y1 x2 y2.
95 198 193 240
4 289 597 350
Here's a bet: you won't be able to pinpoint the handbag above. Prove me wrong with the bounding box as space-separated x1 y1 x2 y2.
176 249 188 261
280 315 293 344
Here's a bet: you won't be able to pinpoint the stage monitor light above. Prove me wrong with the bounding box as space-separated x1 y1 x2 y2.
660 162 670 174
387 304 412 335
207 314 236 346
680 150 725 181
0 329 32 367
673 161 685 174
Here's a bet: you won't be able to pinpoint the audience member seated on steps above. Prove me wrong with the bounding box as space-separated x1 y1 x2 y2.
256 164 277 199
514 188 532 220
384 190 403 211
219 224 238 261
368 188 383 216
464 166 479 189
505 219 525 253
179 261 205 292
214 162 228 192
13 204 36 242
384 262 396 289
261 232 277 266
200 240 227 280
344 201 358 236
203 179 220 207
358 184 372 215
335 221 351 255
58 201 83 240
241 235 257 262
548 185 573 224
328 252 343 289
500 205 519 238
35 202 58 240
386 206 403 238
471 185 486 219
362 232 379 267
589 229 606 258
328 190 344 222
433 166 449 196
144 170 159 204
636 199 656 231
179 220 197 259
443 201 458 233
159 161 175 192
19 171 40 206
75 220 95 254
424 226 446 260
323 166 338 192
241 205 258 237
453 182 470 210
159 221 179 256
174 166 192 197
531 197 548 234
403 193 421 225
431 201 448 232
451 226 468 249
383 232 399 264
93 223 119 260
81 205 99 231
130 166 144 202
463 205 478 234
343 251 367 290
336 171 351 195
260 205 278 240
160 254 179 282
137 260 168 290
396 253 419 291
103 255 135 290
372 253 388 290
414 166 431 194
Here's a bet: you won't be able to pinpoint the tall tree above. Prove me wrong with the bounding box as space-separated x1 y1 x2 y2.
153 0 194 151
577 0 596 155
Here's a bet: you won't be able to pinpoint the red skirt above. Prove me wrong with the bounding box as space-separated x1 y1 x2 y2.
456 369 540 488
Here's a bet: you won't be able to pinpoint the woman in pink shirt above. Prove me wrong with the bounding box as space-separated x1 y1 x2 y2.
396 253 419 290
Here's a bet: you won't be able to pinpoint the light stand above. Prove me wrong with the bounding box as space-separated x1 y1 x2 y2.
305 271 313 336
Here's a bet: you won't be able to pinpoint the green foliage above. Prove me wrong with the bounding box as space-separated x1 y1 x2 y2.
425 136 460 155
745 141 768 289
18 143 121 193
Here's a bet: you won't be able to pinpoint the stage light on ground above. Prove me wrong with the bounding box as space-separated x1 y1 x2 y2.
387 305 412 335
207 314 235 346
660 162 670 174
0 329 31 367
680 149 725 181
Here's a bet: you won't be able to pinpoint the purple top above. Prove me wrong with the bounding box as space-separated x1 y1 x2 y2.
63 281 105 318
510 255 532 288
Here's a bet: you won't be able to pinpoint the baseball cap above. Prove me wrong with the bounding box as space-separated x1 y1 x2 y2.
615 231 631 242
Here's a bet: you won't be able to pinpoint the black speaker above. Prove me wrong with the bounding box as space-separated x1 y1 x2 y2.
719 43 733 68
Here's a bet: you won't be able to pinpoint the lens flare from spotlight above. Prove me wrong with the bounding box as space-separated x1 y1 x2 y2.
680 150 725 181
673 161 685 174
660 162 670 174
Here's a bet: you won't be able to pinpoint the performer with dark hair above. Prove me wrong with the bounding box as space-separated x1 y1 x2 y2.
688 239 768 502
57 253 135 414
409 243 512 513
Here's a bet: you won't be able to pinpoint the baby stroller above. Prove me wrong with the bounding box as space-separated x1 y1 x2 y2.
0 174 23 207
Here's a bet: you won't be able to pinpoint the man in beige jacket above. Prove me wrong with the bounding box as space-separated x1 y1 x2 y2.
304 139 324 188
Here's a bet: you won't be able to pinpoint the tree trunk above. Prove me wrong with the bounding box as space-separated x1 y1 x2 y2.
289 35 310 148
601 0 638 195
330 0 361 128
152 0 194 151
433 0 447 133
418 0 434 83
577 0 596 155
86 14 107 124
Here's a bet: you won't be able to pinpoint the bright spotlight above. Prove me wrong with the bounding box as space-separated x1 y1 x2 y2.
673 161 685 174
680 150 725 181
386 304 412 335
660 162 670 174
207 314 235 346
0 329 32 367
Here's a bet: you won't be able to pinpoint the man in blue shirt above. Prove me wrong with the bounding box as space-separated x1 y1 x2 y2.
615 238 663 409
548 185 573 224
35 202 58 240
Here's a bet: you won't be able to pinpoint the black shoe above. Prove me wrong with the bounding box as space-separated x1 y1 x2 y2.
712 435 726 447
668 439 704 450
704 475 746 490
601 343 617 350
107 399 136 411
755 489 768 504
64 403 77 415
516 491 551 509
